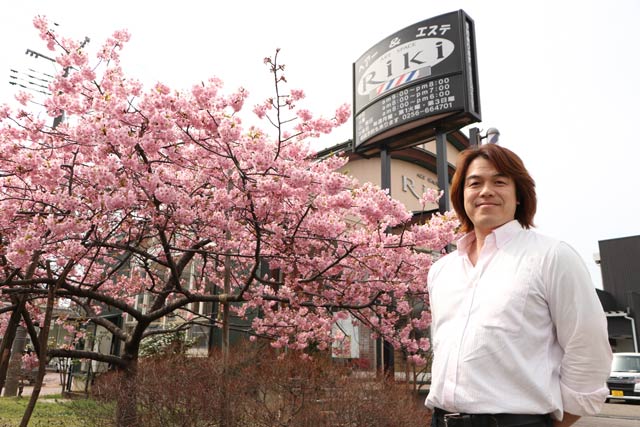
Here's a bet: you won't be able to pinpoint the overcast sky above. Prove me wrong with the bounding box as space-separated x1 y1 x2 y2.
2 0 639 288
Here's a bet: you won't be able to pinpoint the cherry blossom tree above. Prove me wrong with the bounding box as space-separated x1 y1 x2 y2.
0 17 458 426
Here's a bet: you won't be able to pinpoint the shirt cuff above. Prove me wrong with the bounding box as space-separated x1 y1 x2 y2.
560 381 609 416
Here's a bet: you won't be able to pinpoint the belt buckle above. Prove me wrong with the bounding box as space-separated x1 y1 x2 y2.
443 412 461 427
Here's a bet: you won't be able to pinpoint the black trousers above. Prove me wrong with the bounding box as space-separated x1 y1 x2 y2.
430 408 552 427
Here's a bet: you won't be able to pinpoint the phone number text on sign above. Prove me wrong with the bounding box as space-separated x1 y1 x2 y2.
355 75 465 145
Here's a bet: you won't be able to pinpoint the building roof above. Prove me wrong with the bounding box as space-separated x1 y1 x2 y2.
315 129 471 179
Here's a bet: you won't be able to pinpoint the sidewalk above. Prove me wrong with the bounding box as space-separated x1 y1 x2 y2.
19 371 66 397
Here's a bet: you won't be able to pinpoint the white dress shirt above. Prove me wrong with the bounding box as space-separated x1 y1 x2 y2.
425 220 612 421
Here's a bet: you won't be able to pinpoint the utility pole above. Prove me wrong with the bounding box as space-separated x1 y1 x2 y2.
7 35 89 127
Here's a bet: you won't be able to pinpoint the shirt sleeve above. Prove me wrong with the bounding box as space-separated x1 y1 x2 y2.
544 241 613 417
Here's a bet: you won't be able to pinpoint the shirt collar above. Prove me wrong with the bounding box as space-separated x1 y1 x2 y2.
457 219 523 255
493 219 523 248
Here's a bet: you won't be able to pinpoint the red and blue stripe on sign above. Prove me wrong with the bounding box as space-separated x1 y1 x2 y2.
376 70 418 95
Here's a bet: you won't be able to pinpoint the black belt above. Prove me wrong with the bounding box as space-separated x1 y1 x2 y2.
433 407 550 427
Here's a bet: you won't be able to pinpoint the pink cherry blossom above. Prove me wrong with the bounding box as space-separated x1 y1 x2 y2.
290 89 305 101
0 20 460 389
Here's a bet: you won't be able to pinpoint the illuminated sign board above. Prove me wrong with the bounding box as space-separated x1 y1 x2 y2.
353 10 481 154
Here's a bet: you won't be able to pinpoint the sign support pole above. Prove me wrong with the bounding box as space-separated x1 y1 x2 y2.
377 145 394 376
436 131 450 214
380 146 391 192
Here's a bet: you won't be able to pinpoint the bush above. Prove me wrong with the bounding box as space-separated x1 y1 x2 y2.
79 342 431 427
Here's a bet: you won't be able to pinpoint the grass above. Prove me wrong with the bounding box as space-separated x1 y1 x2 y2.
0 395 111 427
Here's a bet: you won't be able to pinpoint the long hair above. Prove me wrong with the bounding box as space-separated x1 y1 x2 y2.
450 144 536 233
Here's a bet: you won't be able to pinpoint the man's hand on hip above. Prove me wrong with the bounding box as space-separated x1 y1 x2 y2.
553 412 580 427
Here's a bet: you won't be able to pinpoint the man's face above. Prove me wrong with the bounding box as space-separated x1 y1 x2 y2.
463 157 517 237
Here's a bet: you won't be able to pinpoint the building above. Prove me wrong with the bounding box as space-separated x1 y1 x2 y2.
317 131 469 216
596 235 640 352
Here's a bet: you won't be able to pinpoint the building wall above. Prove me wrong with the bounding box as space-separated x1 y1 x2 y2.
599 235 640 352
420 139 461 168
340 157 440 212
599 236 640 307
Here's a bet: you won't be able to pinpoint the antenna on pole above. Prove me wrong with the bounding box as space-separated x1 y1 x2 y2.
8 20 90 129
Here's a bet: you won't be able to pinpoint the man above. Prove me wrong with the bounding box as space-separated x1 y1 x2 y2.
426 143 612 427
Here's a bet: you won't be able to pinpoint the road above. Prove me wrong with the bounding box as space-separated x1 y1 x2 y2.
575 401 640 427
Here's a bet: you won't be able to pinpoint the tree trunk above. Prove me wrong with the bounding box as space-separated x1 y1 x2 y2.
115 359 138 427
0 324 16 394
2 252 43 396
0 296 26 395
222 378 230 427
20 307 41 357
3 325 27 397
220 241 231 427
222 254 230 363
20 279 58 426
